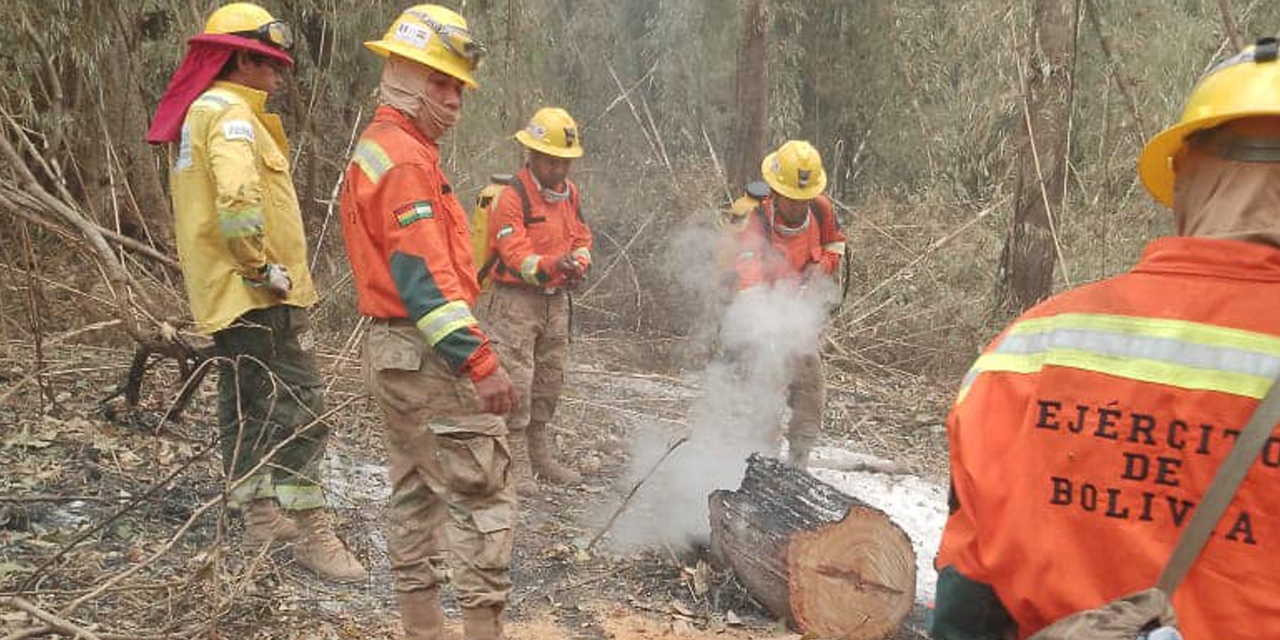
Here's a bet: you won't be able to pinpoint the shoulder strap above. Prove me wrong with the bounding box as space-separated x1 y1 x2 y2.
508 176 542 225
1156 375 1280 593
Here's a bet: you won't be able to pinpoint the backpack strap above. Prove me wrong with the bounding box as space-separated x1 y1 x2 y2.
478 251 501 283
1155 372 1280 593
490 175 550 278
508 177 544 225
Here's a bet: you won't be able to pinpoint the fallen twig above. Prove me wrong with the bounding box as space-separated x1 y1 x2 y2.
585 434 690 552
0 596 103 640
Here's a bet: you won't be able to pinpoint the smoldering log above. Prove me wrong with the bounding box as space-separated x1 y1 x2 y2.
709 454 916 640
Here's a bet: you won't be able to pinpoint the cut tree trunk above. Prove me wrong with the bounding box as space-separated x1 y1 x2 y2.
709 454 916 640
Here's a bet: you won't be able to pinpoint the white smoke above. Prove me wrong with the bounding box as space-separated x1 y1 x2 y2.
600 219 837 552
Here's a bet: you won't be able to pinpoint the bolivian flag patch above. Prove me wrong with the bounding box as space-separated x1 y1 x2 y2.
394 201 434 227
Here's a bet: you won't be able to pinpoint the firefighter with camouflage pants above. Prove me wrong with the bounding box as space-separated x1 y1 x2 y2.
734 141 846 468
339 6 518 640
476 107 593 496
148 1 364 583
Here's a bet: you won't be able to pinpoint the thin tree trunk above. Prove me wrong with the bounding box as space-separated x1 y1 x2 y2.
507 0 525 167
1215 0 1243 51
730 0 768 190
994 0 1078 318
108 2 175 251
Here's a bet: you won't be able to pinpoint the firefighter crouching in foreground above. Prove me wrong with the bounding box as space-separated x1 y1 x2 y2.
931 38 1280 640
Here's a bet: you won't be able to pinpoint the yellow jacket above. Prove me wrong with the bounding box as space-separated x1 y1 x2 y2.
170 81 317 334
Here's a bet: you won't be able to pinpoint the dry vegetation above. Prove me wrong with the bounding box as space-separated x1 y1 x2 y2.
2 0 1279 637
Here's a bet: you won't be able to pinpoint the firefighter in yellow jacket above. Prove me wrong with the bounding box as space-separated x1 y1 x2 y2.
148 2 365 582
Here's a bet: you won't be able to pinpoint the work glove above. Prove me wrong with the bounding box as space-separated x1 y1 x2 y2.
246 263 292 298
556 253 586 288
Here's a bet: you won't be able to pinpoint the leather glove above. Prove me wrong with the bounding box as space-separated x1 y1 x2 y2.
247 263 292 298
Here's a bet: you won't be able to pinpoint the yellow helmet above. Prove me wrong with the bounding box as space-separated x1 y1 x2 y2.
761 140 827 200
1139 38 1280 208
365 5 485 89
203 2 293 49
515 107 584 158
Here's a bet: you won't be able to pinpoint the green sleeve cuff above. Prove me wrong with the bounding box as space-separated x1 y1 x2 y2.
931 566 1015 640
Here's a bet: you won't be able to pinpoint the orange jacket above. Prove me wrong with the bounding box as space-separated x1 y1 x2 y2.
735 195 845 290
935 237 1280 640
339 106 496 381
489 168 592 289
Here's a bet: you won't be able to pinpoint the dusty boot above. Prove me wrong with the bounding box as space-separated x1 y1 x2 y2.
397 588 445 640
508 431 539 497
243 499 300 545
462 606 504 640
527 421 581 485
291 508 368 583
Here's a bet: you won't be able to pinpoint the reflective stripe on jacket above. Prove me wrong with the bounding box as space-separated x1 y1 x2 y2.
339 106 496 381
935 236 1280 640
489 168 593 288
735 194 845 290
170 81 317 334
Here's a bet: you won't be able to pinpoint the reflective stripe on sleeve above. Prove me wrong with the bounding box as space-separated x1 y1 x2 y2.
415 300 479 346
571 247 592 263
822 241 846 255
520 255 543 285
352 139 393 184
956 313 1280 403
218 206 265 238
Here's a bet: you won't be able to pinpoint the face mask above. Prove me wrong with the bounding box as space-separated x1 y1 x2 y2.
530 172 570 203
378 56 460 140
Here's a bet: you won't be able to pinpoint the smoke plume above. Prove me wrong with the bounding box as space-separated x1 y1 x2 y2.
600 220 836 552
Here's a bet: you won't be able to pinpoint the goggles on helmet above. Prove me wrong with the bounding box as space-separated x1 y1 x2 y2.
233 20 294 50
408 9 487 69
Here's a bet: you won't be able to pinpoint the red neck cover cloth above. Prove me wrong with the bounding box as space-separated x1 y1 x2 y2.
146 34 293 144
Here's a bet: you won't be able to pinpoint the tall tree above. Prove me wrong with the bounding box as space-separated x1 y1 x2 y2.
730 0 768 190
994 0 1079 317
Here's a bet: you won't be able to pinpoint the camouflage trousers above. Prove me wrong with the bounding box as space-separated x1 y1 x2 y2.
477 284 569 435
784 350 825 454
362 320 515 609
213 305 329 511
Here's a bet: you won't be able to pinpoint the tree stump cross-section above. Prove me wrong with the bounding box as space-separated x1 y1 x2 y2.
709 453 916 639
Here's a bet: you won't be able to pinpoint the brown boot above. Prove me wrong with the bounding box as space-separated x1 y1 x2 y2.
291 508 368 583
528 421 581 485
462 606 504 640
243 499 300 545
397 588 445 640
508 430 539 497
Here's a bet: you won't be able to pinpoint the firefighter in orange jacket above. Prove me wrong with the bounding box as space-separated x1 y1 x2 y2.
932 40 1280 640
339 6 516 640
476 107 592 495
734 140 846 467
